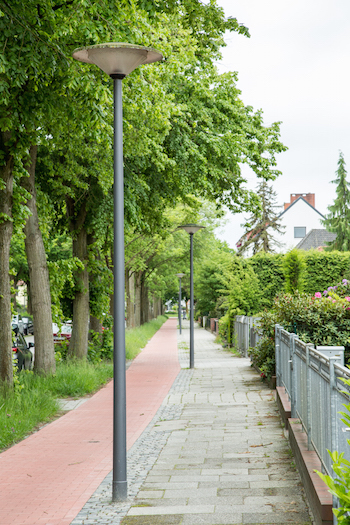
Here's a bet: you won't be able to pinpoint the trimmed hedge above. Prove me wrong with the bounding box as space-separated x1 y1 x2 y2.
247 250 350 309
249 253 284 309
303 251 350 294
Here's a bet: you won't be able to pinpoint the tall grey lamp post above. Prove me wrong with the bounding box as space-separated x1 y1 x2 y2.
72 43 163 502
175 273 185 334
177 225 204 368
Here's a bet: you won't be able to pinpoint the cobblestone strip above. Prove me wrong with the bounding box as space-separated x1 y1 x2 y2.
70 370 188 525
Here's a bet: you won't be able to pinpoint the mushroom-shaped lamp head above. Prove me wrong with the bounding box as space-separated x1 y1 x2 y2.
72 42 163 77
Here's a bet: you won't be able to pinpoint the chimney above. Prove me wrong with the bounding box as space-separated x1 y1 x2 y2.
284 193 315 210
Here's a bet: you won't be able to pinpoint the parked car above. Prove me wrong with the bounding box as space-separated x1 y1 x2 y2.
52 322 72 344
11 314 24 335
12 332 34 370
22 316 34 335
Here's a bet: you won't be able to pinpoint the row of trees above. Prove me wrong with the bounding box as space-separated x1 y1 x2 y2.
0 0 286 387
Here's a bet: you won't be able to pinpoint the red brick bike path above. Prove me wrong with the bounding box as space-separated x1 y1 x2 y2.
0 318 180 525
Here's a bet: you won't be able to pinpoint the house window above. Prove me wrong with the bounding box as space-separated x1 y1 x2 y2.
294 227 306 238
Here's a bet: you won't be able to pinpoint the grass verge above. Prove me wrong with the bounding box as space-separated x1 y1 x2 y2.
0 360 113 452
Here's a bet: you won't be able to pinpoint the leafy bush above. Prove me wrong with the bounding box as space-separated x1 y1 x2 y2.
274 291 350 352
248 311 277 379
250 278 350 378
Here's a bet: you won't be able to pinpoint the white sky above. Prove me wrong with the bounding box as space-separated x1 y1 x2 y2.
213 0 350 248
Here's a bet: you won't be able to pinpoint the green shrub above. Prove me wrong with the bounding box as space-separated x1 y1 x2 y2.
274 291 350 352
250 278 350 378
248 310 277 379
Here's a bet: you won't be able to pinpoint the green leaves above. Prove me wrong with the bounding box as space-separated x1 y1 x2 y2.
282 248 306 293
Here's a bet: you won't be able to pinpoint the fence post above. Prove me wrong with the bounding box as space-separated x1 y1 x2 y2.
275 324 281 387
305 345 313 450
329 357 339 525
290 333 298 418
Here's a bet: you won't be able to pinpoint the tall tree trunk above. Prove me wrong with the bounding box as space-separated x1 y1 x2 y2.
129 272 135 328
153 295 158 318
126 269 136 329
134 271 142 327
0 132 14 385
89 315 102 341
22 145 56 374
68 226 89 359
158 297 163 317
141 275 149 325
88 242 103 342
27 287 32 315
11 277 17 310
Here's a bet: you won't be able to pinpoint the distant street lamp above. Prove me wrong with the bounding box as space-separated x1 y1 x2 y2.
72 43 163 502
175 273 185 334
177 224 204 368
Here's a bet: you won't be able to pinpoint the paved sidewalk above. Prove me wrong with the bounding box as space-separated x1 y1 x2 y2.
73 321 312 525
0 318 180 525
121 323 312 525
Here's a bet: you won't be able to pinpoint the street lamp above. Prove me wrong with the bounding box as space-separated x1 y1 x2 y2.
175 273 185 334
177 224 204 368
73 43 163 502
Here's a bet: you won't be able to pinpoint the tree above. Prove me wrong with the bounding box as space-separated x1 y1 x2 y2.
322 152 350 251
237 180 285 256
21 146 55 373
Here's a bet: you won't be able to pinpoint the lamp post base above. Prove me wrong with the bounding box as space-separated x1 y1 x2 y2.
112 481 128 502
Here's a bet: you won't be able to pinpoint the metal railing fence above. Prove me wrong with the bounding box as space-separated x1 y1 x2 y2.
234 316 261 357
275 324 350 478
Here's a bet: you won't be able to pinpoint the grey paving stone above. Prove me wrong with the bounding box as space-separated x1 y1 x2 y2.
163 488 217 499
242 511 312 523
127 505 215 516
143 482 199 490
181 513 243 525
137 490 164 498
134 498 189 507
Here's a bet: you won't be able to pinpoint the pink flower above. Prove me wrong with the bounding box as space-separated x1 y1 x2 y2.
345 297 350 301
314 292 322 298
332 300 336 303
